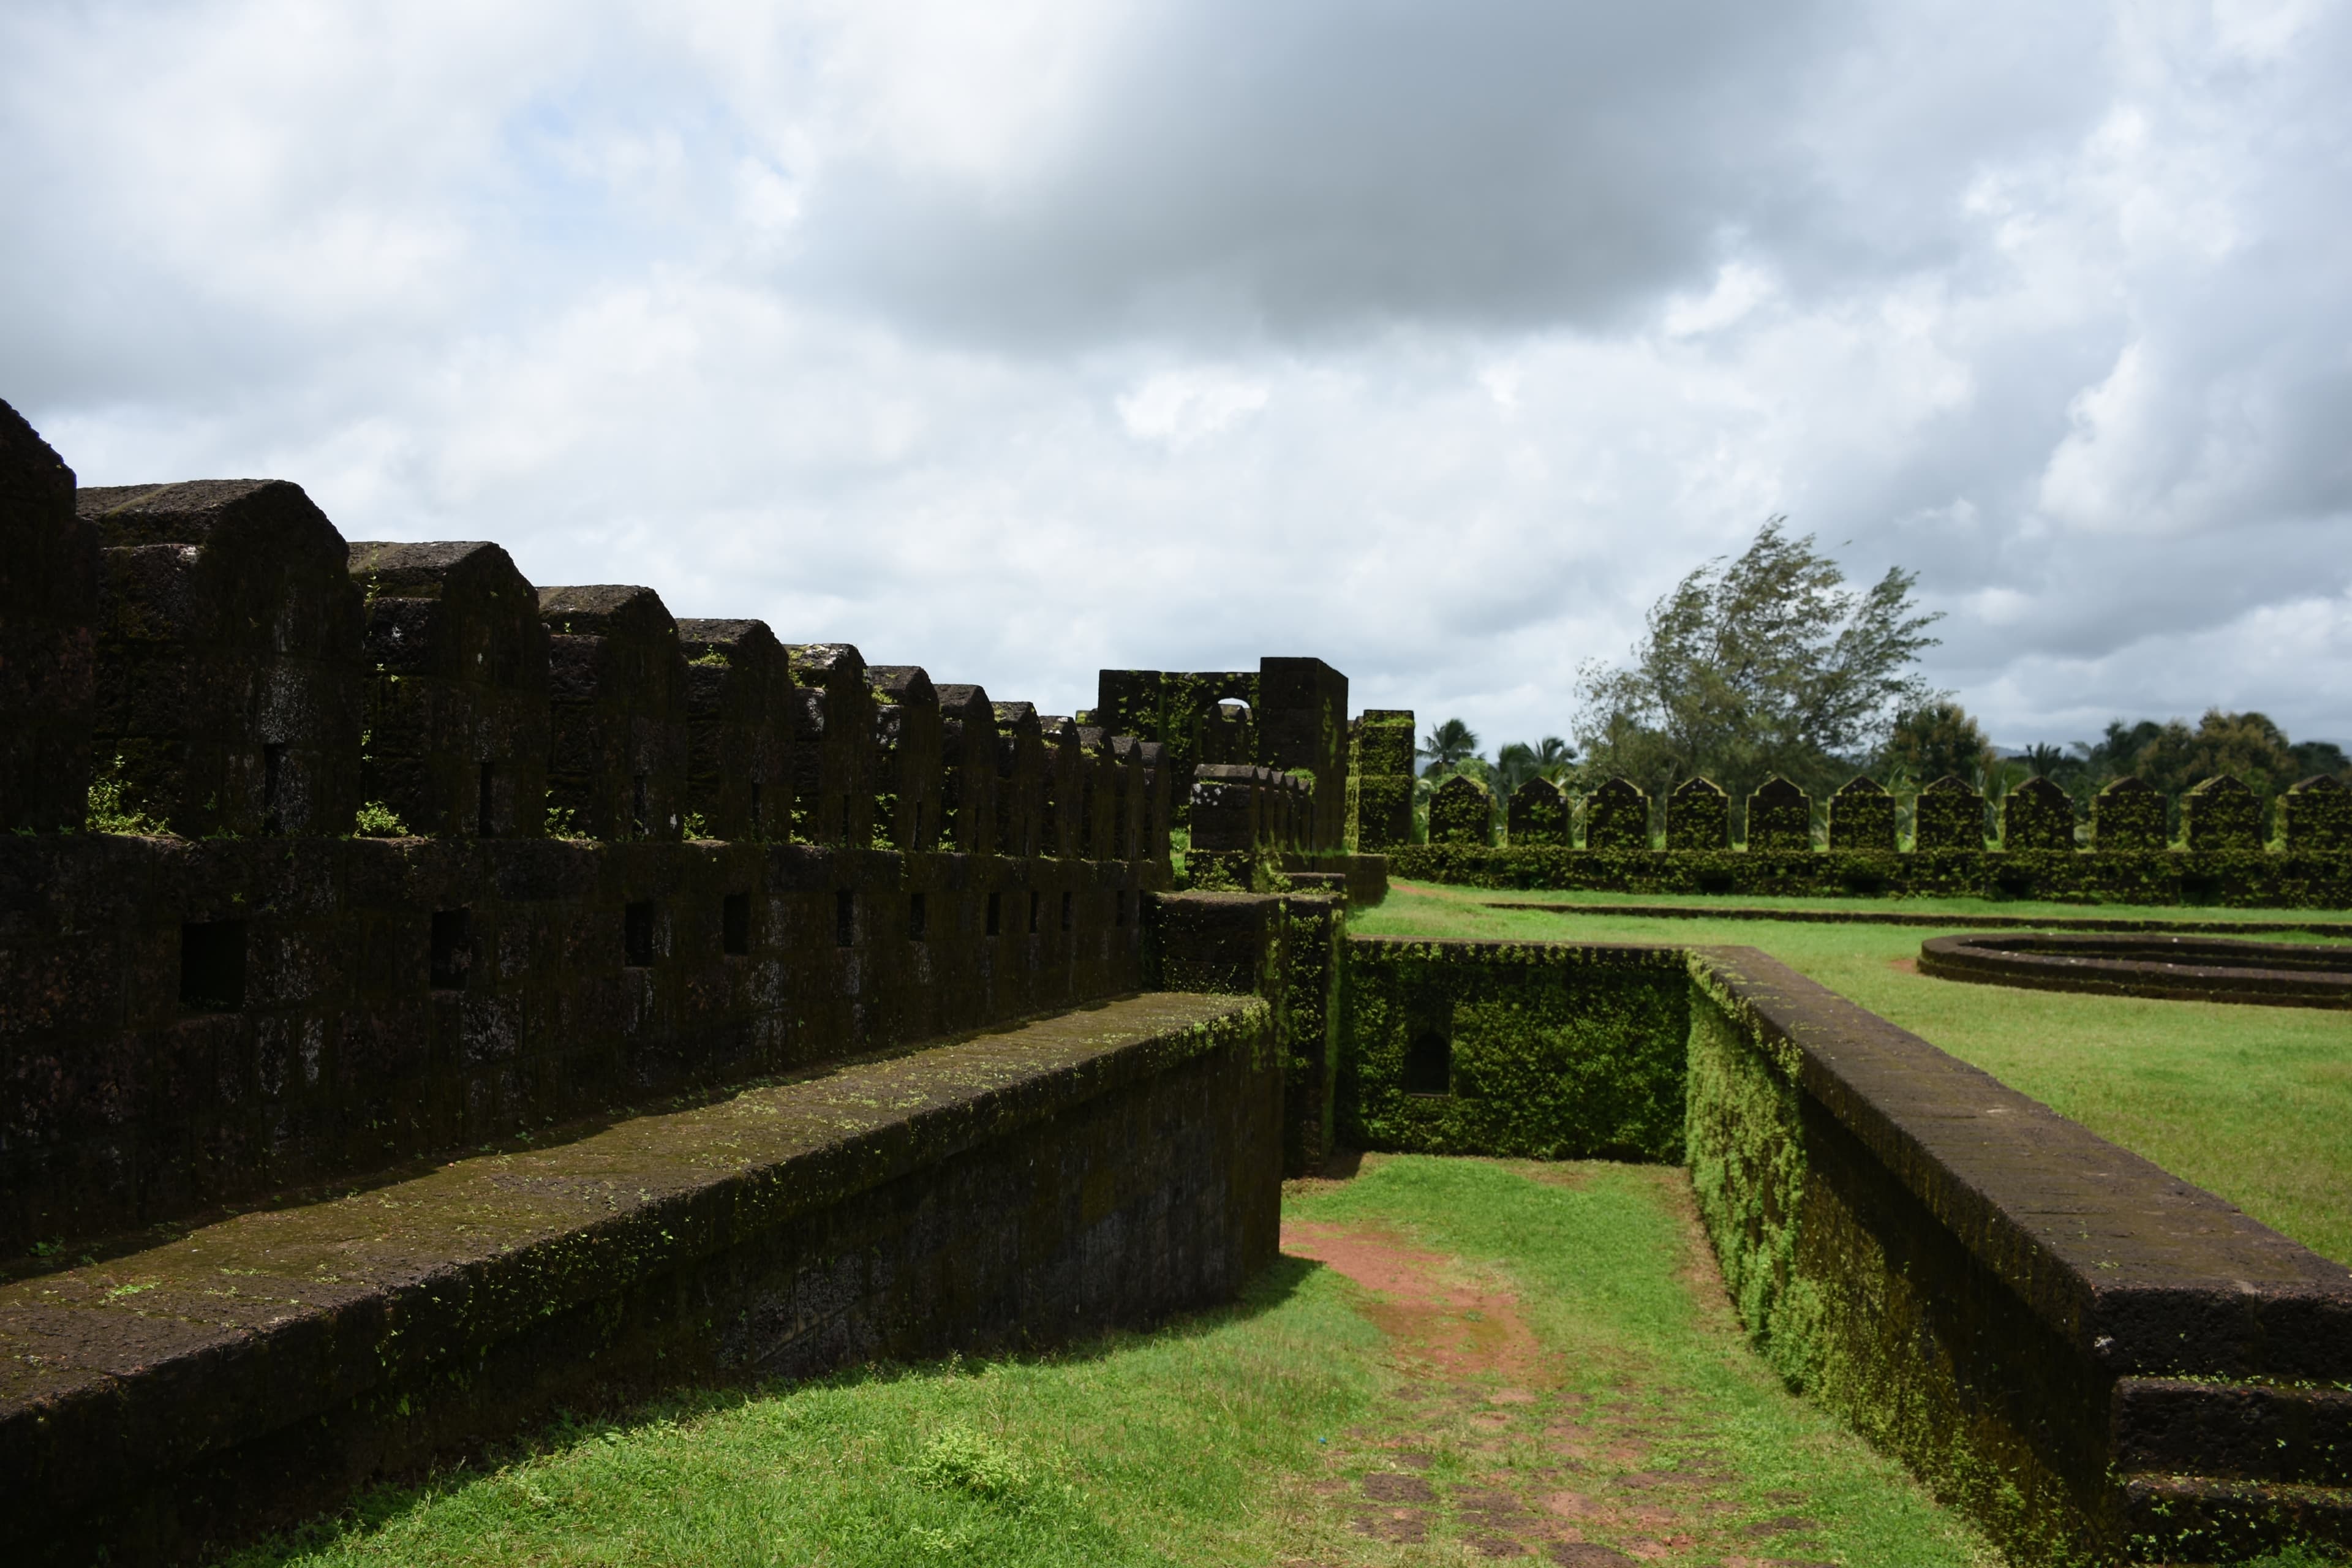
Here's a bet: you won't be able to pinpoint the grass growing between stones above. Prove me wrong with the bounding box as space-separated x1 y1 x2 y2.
1359 883 2352 1265
226 1157 1997 1567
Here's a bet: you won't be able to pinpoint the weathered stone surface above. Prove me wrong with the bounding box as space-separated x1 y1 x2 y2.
2002 775 2076 853
867 665 942 851
2283 774 2352 854
990 701 1045 857
1912 774 1985 851
0 834 1161 1256
1688 944 2352 1562
2094 775 2168 851
538 586 690 841
1583 777 1649 851
0 991 1278 1562
1743 775 1810 851
1507 777 1570 846
936 684 998 854
0 399 96 833
1665 776 1727 851
1426 773 1491 846
1826 775 1896 851
84 479 365 837
350 542 550 838
785 643 871 848
2184 773 2263 851
677 619 791 842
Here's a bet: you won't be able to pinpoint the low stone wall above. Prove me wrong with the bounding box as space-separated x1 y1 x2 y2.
1388 843 2352 909
1687 946 2352 1562
1334 935 2352 1562
0 833 1163 1257
0 990 1279 1563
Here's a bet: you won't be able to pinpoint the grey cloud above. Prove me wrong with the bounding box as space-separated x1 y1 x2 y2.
791 0 1844 345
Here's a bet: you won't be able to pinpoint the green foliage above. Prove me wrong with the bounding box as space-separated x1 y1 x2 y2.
687 650 730 668
1494 735 1575 797
680 810 710 840
912 1425 1036 1504
85 757 169 835
351 801 409 837
1417 716 1479 775
1340 942 1689 1159
1883 700 1994 789
1382 842 2352 909
545 805 579 839
1575 518 1943 802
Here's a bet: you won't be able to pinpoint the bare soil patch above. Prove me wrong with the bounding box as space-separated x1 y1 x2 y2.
1281 1202 1836 1566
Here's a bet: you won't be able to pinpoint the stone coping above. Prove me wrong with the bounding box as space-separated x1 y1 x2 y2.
1919 932 2352 1009
1690 944 2352 1382
0 991 1264 1514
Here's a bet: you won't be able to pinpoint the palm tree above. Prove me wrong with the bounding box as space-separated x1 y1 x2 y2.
1419 718 1480 777
2023 742 2067 778
1534 736 1575 780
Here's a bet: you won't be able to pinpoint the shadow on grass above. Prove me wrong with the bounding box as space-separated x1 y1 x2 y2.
225 1252 1329 1566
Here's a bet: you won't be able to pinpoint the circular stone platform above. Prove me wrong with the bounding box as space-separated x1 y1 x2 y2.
1917 932 2352 1009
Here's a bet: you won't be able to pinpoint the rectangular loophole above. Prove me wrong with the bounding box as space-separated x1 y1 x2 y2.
1060 891 1073 932
835 889 856 947
722 892 750 956
908 891 927 941
1116 889 1129 927
986 890 1001 937
430 908 472 991
261 744 288 834
623 900 655 968
179 920 246 1012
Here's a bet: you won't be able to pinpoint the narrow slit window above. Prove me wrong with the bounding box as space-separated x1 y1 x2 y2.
430 908 472 990
1116 889 1129 926
722 892 750 956
179 920 247 1012
1060 891 1074 932
908 891 927 941
835 888 856 947
262 743 288 834
986 890 1002 937
624 900 655 968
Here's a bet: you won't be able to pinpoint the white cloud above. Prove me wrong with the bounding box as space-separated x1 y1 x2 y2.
3 0 2350 750
1115 369 1270 448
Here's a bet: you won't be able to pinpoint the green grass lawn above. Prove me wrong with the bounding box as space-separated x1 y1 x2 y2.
1359 881 2352 1265
228 1158 2001 1567
1449 884 2351 926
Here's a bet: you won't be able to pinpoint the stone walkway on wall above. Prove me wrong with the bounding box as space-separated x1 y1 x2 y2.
1278 1197 1838 1567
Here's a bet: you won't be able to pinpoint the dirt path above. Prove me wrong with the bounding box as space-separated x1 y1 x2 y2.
1280 1211 1834 1566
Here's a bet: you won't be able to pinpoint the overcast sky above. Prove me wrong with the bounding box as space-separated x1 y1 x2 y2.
6 0 2348 750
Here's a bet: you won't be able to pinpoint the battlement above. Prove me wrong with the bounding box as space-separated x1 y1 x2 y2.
0 399 1300 1259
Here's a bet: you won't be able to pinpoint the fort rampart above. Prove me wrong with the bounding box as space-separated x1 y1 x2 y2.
4 394 2347 1565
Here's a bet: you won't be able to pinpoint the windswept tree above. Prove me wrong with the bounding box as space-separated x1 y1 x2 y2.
1884 700 1995 788
1574 519 1943 801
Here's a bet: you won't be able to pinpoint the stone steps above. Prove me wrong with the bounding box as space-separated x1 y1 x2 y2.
0 990 1278 1562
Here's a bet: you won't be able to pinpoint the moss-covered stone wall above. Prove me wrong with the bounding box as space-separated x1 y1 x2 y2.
1387 842 2352 908
1337 938 1688 1160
